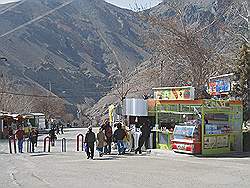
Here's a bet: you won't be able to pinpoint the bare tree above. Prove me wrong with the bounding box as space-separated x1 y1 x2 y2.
34 96 66 120
137 0 248 97
0 73 35 113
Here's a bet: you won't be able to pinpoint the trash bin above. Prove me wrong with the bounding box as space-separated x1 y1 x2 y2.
243 132 250 152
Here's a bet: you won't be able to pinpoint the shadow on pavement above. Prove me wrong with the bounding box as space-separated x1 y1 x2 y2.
93 157 118 161
195 152 250 158
30 153 50 157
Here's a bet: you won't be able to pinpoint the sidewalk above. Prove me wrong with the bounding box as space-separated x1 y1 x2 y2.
149 149 250 158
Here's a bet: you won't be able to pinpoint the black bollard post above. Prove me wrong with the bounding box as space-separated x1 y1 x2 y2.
9 136 17 154
76 134 84 151
44 136 51 152
9 137 12 154
27 139 29 153
62 138 66 152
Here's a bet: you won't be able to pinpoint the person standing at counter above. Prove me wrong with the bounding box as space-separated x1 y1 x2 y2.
135 122 151 154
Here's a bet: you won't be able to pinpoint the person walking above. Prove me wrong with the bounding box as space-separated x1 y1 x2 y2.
96 128 106 157
34 129 38 147
114 123 126 155
135 122 151 154
8 127 14 138
101 121 112 154
15 126 25 153
56 125 60 135
84 127 96 159
29 128 36 152
61 124 64 134
49 128 56 146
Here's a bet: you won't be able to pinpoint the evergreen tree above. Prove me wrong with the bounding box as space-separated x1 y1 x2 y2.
233 43 250 120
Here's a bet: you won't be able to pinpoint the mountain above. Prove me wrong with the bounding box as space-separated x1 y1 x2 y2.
88 0 248 117
0 0 149 108
0 0 247 118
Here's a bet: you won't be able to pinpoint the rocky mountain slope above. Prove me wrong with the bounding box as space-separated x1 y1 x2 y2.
88 0 248 117
0 0 248 117
0 0 149 107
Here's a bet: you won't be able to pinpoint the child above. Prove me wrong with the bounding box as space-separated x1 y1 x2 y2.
96 128 106 157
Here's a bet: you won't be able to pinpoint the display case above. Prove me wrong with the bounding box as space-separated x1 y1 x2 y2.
172 121 201 154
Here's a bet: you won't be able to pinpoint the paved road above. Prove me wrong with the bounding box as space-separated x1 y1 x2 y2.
0 128 250 188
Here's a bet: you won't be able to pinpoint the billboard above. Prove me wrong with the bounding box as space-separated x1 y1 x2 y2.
207 79 231 96
153 86 195 100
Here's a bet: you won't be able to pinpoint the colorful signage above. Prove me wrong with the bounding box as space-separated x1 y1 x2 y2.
208 79 231 96
153 87 195 100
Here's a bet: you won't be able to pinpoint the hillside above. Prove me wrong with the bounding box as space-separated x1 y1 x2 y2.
0 0 248 118
0 0 149 107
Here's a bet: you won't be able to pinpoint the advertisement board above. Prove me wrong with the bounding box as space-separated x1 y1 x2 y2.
153 87 195 100
207 79 231 96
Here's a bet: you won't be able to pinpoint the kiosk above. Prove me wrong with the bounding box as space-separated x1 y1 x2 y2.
150 87 243 155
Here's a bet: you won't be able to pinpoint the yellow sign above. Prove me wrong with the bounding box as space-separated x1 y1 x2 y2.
108 105 115 124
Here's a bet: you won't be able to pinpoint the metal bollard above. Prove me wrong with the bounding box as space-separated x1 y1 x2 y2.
62 138 66 152
9 136 17 154
26 139 33 153
76 134 84 151
44 136 51 152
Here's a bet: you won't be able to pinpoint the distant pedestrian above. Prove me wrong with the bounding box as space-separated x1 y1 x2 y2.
56 125 60 135
135 122 151 154
61 125 64 134
34 129 38 147
101 121 112 154
29 128 36 152
96 128 106 157
8 127 14 138
49 128 56 146
84 127 96 159
114 123 126 155
15 126 25 153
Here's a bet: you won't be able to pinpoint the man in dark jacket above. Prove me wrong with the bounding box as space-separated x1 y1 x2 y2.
85 127 96 159
49 128 56 146
101 120 112 154
29 128 36 152
114 123 126 155
135 122 151 154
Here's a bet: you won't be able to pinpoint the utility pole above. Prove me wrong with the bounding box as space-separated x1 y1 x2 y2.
160 60 163 87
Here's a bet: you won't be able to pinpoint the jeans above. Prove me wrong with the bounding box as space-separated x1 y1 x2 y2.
104 137 112 154
117 140 125 154
18 139 24 153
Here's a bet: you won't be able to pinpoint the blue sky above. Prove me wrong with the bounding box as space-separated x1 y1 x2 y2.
0 0 163 9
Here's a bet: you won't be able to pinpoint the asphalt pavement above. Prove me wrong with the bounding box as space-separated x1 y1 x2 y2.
0 128 250 188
